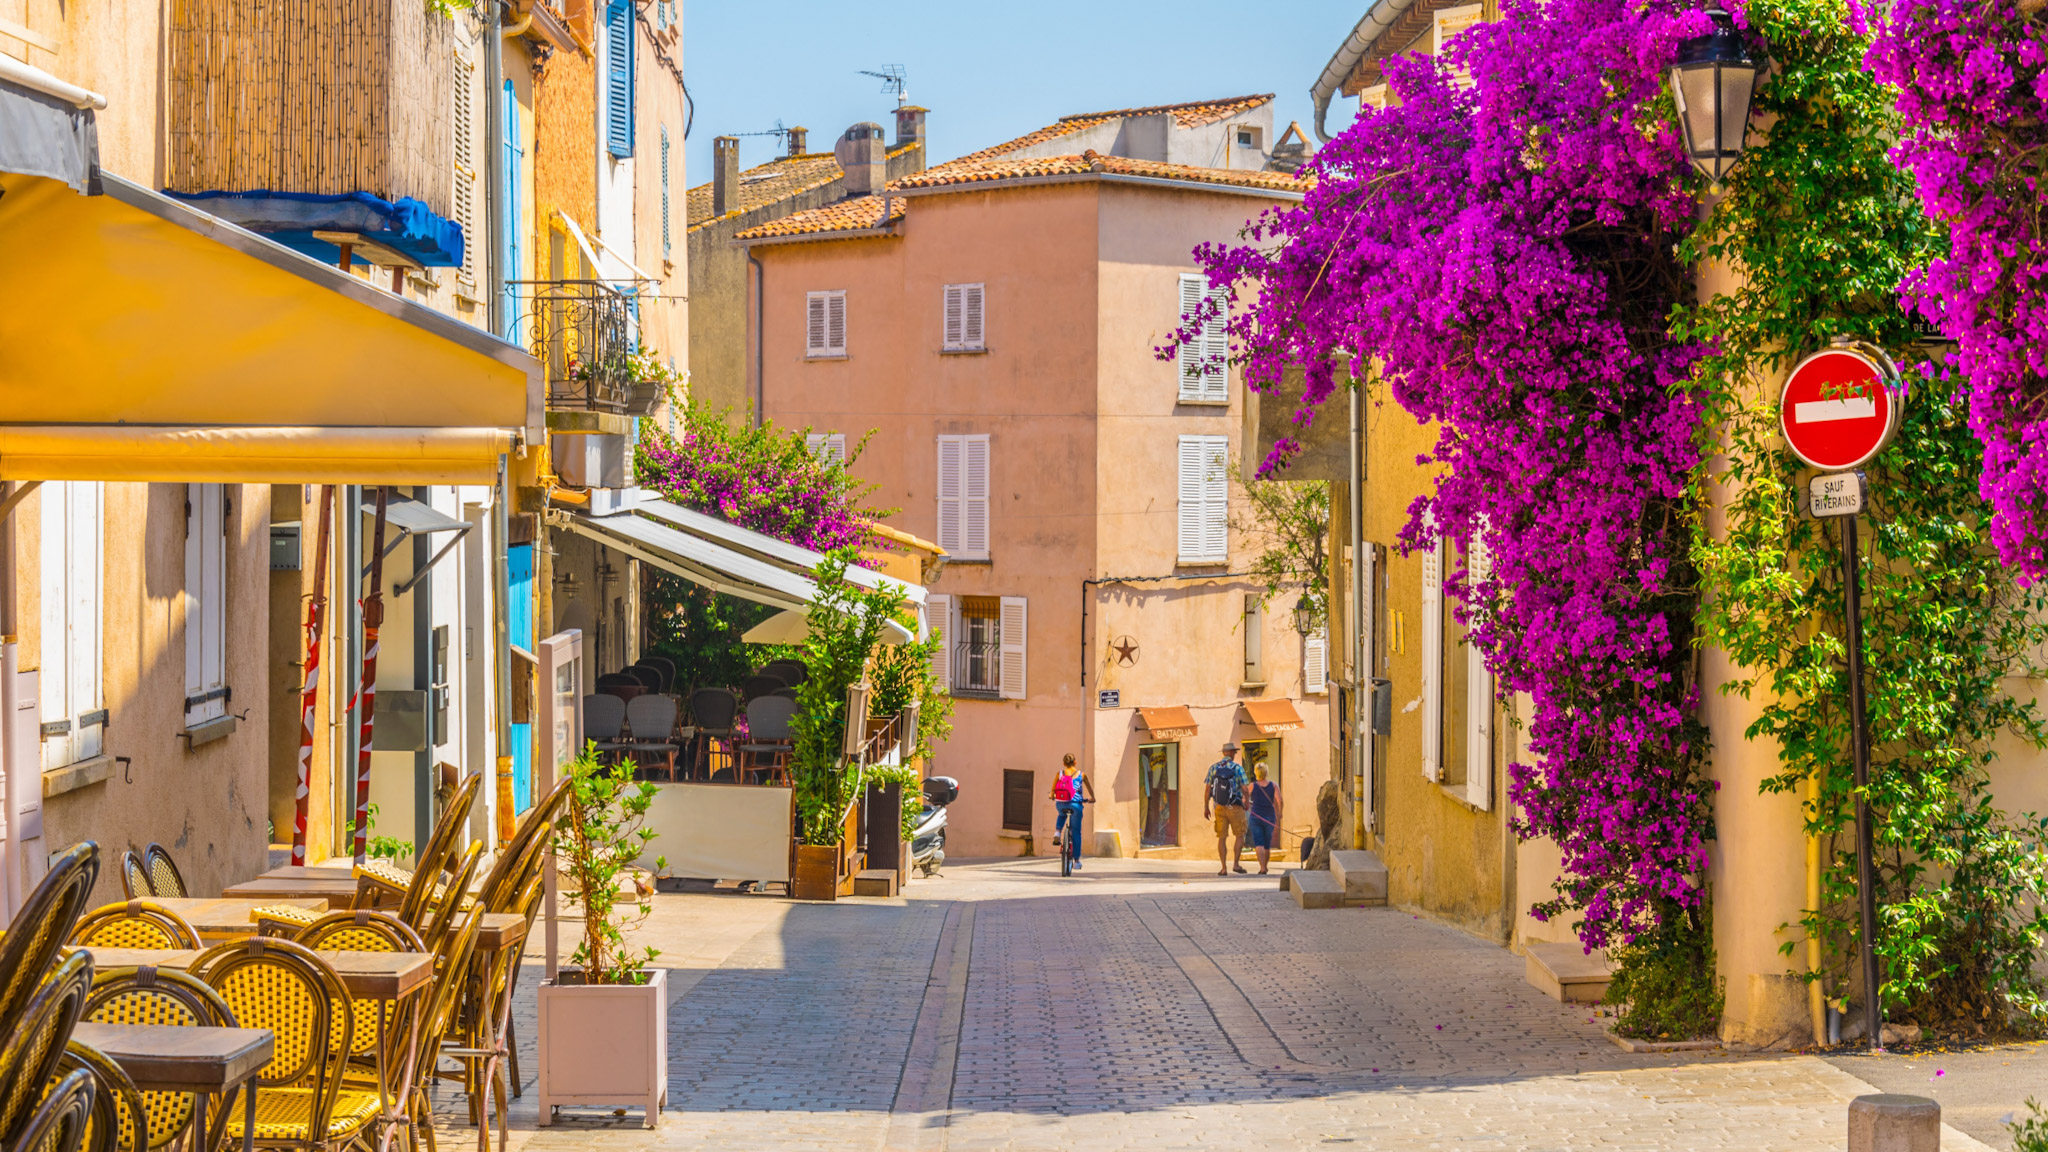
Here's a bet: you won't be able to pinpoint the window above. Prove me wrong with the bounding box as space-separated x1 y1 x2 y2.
806 432 846 467
1242 593 1265 685
1002 769 1034 831
956 597 1000 697
451 50 478 286
935 434 989 560
660 124 671 260
806 290 847 357
1304 630 1329 695
935 593 1024 699
603 0 635 159
1234 126 1262 151
1139 743 1179 846
1176 273 1229 403
1421 528 1493 809
184 483 229 730
1177 435 1228 564
943 283 985 351
40 482 102 770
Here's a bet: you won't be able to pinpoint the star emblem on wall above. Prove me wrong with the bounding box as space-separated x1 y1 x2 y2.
1111 635 1140 666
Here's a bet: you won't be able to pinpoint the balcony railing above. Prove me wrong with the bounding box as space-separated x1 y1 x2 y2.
953 639 1001 699
514 279 635 413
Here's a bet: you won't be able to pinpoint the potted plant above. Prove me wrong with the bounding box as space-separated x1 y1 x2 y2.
537 743 668 1128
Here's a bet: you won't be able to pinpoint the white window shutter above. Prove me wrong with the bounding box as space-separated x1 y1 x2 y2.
936 436 963 553
806 433 846 466
1420 532 1443 782
1202 286 1230 402
963 285 984 349
1468 645 1492 810
1202 436 1228 560
184 483 228 727
943 285 964 349
827 291 846 353
41 482 102 770
963 434 990 560
1177 436 1203 559
1177 274 1205 401
926 593 952 689
807 293 828 355
1304 632 1327 695
998 596 1027 700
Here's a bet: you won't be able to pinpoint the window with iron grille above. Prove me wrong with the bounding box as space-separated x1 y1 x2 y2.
1002 769 1034 831
956 596 1001 697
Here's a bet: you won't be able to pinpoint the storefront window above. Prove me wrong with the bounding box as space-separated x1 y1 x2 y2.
1140 742 1179 846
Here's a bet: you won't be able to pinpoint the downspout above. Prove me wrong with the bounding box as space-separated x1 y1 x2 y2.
1310 0 1415 142
749 250 765 427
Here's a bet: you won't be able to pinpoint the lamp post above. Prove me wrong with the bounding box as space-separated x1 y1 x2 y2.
1667 5 1764 188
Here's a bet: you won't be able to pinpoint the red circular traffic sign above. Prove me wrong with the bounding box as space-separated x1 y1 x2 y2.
1778 345 1903 472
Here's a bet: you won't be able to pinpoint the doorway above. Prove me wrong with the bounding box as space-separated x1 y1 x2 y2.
1139 742 1179 847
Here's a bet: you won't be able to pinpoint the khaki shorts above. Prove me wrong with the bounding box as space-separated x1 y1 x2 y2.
1212 805 1247 836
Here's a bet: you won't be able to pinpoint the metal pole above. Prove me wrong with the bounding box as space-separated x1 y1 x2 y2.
352 487 391 863
1842 511 1883 1050
292 487 334 865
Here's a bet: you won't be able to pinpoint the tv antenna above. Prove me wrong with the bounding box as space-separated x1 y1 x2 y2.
733 119 789 142
859 66 908 108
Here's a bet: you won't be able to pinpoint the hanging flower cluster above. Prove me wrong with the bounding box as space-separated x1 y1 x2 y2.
633 402 887 553
1868 1 2048 579
1185 0 1714 948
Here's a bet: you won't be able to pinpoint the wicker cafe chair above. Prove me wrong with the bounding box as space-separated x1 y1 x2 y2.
293 911 425 1069
0 951 95 1147
0 843 100 1042
139 847 186 901
15 1067 95 1152
413 842 482 955
191 939 378 1152
57 1040 148 1152
69 903 202 952
358 904 483 1138
117 854 151 902
82 966 238 1152
354 774 482 922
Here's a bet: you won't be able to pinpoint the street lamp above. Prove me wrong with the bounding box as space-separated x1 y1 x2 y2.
1667 5 1763 188
1292 593 1318 637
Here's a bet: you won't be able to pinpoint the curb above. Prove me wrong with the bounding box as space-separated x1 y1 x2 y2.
1606 1028 1721 1053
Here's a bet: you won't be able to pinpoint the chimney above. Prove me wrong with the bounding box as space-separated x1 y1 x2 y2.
835 122 886 197
712 136 740 216
786 126 808 157
894 105 927 151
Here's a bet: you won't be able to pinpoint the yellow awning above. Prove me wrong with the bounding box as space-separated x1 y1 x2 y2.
1137 705 1199 741
0 173 540 484
1241 698 1305 735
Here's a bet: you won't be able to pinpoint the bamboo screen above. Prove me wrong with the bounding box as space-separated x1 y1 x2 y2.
167 0 456 218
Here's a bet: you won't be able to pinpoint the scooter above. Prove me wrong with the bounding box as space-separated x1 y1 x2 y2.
911 776 958 877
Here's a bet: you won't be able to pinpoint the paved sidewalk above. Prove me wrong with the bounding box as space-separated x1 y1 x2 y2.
427 858 2007 1151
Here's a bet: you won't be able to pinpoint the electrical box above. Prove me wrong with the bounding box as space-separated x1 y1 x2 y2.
270 523 302 570
371 690 427 752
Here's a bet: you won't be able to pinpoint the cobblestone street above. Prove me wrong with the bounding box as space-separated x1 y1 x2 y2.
443 859 2022 1151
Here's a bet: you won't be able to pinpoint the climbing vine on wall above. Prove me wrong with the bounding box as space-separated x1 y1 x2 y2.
1684 0 2048 1035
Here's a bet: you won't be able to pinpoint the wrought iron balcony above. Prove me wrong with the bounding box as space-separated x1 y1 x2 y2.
516 279 636 414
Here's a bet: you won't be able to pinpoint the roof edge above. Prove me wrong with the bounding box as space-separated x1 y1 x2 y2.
893 170 1304 202
736 223 903 248
1311 0 1417 142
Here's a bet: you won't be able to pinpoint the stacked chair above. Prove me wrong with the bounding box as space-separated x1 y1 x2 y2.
0 842 123 1152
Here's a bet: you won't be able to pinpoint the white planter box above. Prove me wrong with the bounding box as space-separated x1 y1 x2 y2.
536 967 668 1128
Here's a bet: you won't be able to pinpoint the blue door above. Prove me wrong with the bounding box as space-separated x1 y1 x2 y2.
509 542 534 813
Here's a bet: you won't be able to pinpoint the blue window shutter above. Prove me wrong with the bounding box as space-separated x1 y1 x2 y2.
606 0 634 158
500 78 524 342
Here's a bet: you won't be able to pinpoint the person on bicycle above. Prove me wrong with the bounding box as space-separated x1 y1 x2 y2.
1050 753 1094 869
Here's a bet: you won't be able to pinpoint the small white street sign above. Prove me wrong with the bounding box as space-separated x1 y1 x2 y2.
1809 472 1866 519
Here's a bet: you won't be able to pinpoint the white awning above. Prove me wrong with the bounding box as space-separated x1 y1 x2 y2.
629 494 925 607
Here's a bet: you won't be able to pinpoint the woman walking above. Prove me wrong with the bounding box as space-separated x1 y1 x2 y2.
1246 762 1279 875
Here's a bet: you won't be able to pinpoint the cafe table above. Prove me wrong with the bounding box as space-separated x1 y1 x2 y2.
219 875 358 909
446 912 529 1152
152 897 327 942
72 1020 271 1152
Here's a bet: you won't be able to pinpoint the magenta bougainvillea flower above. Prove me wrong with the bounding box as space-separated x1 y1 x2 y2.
633 407 884 554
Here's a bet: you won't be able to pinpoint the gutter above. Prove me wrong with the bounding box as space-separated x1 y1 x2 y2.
1311 0 1415 142
735 224 902 249
0 54 106 109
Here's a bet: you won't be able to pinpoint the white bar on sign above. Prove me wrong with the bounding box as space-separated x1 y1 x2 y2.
1794 397 1877 424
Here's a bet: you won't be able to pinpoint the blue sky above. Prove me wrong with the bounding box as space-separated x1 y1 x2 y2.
680 2 1367 189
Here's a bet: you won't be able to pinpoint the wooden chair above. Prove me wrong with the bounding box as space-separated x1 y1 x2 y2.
83 966 239 1152
352 772 481 915
0 843 100 1039
70 902 203 952
117 852 151 902
13 1066 95 1152
191 939 377 1152
0 951 94 1146
412 841 482 954
373 905 483 1135
140 846 186 900
58 1039 148 1152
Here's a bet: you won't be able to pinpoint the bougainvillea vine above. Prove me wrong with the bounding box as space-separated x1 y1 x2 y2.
1181 0 1714 952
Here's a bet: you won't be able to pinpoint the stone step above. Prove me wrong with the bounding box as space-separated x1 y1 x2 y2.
852 869 899 898
1288 869 1345 909
1524 940 1614 1003
1328 850 1388 906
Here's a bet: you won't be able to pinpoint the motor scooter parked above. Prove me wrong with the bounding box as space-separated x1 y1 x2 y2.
911 776 958 877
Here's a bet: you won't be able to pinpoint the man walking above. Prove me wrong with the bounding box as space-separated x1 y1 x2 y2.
1204 742 1249 876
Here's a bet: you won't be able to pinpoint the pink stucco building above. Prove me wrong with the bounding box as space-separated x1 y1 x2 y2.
740 97 1329 860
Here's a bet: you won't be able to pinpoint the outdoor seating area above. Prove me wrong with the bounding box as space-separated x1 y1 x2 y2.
585 658 810 786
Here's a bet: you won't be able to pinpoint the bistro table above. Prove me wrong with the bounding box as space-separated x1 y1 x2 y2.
220 875 358 909
83 948 432 999
448 912 529 1152
153 897 327 942
73 1020 272 1152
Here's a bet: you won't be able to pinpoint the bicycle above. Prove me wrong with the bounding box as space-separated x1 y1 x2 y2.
1057 796 1092 876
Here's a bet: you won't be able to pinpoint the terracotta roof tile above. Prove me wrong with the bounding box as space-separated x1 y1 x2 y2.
685 143 918 234
733 195 907 241
955 93 1274 164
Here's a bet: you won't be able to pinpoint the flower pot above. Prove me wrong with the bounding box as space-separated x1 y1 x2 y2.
536 967 668 1128
624 380 664 416
793 844 840 901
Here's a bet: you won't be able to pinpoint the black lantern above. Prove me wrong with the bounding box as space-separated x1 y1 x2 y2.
1667 6 1763 188
1292 593 1317 637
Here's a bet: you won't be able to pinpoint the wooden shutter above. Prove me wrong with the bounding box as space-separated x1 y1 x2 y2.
1177 436 1203 560
1419 531 1443 781
1178 435 1226 562
926 593 952 689
807 293 829 355
1201 286 1230 402
827 291 846 354
806 433 845 466
604 0 634 158
943 284 964 349
1304 633 1328 695
998 596 1027 700
936 436 963 553
40 482 102 770
1466 529 1493 808
1177 274 1205 401
184 483 228 728
1242 593 1263 683
1002 769 1033 830
964 285 984 349
963 434 989 559
452 50 477 284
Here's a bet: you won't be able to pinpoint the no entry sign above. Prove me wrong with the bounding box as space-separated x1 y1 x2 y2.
1778 342 1904 471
